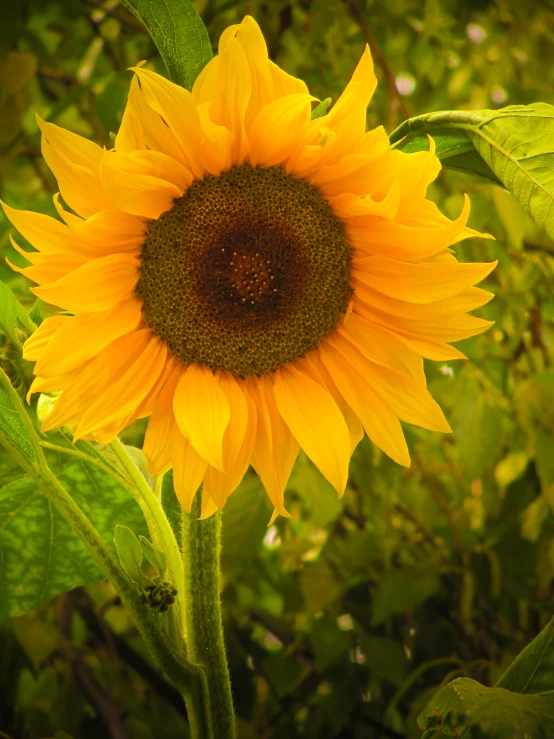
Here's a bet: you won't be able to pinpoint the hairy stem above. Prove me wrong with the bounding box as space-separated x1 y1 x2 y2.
109 438 186 644
181 495 235 738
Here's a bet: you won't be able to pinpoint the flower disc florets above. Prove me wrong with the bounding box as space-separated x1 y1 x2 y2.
137 163 353 377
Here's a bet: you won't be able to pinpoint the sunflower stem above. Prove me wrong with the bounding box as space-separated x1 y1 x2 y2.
181 495 236 738
108 437 187 645
28 460 213 738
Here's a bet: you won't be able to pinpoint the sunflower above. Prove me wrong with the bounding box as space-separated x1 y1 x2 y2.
2 16 495 519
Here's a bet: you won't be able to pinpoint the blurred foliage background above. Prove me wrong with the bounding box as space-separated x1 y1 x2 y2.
1 0 554 737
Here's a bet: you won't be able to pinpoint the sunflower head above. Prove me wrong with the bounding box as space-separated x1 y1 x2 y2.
2 16 495 519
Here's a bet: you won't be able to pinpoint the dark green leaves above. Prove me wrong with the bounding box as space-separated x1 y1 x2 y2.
497 616 554 694
119 0 212 90
0 450 148 621
418 677 554 738
390 104 554 238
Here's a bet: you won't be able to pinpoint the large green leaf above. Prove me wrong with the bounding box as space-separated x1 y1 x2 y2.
0 367 39 468
0 446 147 621
497 616 554 695
119 0 212 90
418 677 554 738
390 105 554 238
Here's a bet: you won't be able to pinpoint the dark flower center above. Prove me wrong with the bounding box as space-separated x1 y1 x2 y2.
137 163 353 377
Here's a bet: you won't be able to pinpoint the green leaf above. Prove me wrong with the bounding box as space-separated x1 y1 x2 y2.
311 97 332 119
0 281 36 346
497 616 554 694
0 367 40 468
371 558 441 625
220 474 272 561
0 447 148 621
418 677 554 738
390 105 554 237
114 524 143 584
119 0 212 90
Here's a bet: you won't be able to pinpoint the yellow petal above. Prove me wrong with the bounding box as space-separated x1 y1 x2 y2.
327 181 402 220
203 373 255 507
320 338 410 467
340 312 424 380
348 195 477 261
249 93 315 167
197 103 233 176
171 426 207 512
303 353 364 454
246 375 297 516
100 149 191 219
193 34 251 164
329 333 451 433
35 299 142 377
22 316 69 362
27 368 82 403
128 67 204 177
199 490 220 520
74 333 167 441
354 254 497 304
37 116 114 218
274 364 351 496
31 253 140 312
144 365 184 476
115 93 145 154
41 328 153 432
173 364 231 471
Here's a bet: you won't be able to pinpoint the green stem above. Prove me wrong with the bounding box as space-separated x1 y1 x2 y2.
182 495 235 738
109 438 187 643
35 463 213 738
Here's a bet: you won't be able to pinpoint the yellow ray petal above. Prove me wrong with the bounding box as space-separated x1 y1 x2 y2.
329 333 451 433
353 282 494 320
35 299 143 377
37 116 114 218
320 339 410 467
31 253 140 313
340 312 424 380
302 353 364 454
23 316 70 362
100 149 191 219
173 364 231 471
347 195 483 261
144 365 184 476
115 93 145 154
128 67 204 177
197 103 233 176
323 46 377 155
7 237 88 284
203 373 255 508
327 181 402 220
193 35 251 164
246 375 297 516
41 328 153 431
249 93 315 167
74 333 167 441
353 254 497 304
1 200 73 254
27 368 82 403
274 364 351 496
199 490 220 520
171 426 207 512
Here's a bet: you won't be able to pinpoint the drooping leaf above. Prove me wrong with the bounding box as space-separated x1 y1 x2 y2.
418 677 554 738
119 0 212 90
390 105 554 238
0 446 148 621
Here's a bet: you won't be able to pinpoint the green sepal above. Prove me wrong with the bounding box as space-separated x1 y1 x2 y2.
311 97 332 120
